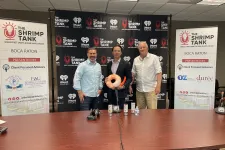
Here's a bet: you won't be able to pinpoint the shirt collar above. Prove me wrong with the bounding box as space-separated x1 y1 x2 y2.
87 59 96 65
112 58 121 63
139 53 150 61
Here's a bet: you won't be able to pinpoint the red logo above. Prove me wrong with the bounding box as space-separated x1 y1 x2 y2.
8 58 40 62
122 19 128 29
128 38 134 47
86 18 92 27
3 22 16 39
180 91 188 94
8 97 20 101
180 31 190 45
161 38 167 47
64 56 71 64
156 21 160 29
93 37 100 46
56 36 62 45
101 56 107 64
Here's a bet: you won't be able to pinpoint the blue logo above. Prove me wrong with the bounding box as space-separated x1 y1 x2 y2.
178 75 187 80
5 75 23 90
2 64 10 72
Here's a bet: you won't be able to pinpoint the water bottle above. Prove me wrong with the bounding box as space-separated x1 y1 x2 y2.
135 106 139 116
108 104 113 117
124 104 128 116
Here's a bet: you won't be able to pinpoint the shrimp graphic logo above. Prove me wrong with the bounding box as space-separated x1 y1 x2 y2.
180 30 190 45
3 22 16 39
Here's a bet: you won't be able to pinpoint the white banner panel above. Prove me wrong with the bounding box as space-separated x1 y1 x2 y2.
175 27 218 109
0 19 49 116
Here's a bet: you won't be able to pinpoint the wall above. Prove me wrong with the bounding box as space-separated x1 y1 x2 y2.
0 9 224 115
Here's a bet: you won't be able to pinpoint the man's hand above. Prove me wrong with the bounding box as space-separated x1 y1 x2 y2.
117 85 124 90
155 85 161 95
97 90 102 96
129 86 133 95
104 77 108 83
78 90 85 103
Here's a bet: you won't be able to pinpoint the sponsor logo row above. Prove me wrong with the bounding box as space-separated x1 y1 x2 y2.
55 17 168 31
56 55 164 67
55 36 168 49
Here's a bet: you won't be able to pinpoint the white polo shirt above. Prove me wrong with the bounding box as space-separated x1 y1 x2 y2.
132 53 162 92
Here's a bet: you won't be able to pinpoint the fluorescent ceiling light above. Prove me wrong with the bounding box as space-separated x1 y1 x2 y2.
110 0 138 1
167 0 202 4
197 0 225 5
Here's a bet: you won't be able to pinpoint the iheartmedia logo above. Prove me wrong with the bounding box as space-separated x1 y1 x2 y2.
81 37 90 48
117 38 125 48
68 93 76 104
149 39 157 49
60 75 68 85
56 55 60 66
162 74 167 83
144 20 151 31
73 17 82 28
110 19 118 30
124 56 131 62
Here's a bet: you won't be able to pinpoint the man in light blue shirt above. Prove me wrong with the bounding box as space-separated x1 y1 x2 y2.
73 47 103 110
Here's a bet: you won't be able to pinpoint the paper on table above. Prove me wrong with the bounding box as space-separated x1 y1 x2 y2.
0 120 6 125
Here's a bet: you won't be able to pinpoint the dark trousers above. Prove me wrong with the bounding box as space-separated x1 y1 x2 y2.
80 96 99 111
109 90 126 109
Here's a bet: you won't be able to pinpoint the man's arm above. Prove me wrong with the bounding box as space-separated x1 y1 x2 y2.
129 59 136 94
98 66 103 95
73 64 85 102
123 62 132 89
154 56 162 94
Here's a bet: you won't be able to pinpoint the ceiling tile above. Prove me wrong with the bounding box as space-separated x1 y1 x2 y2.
182 4 217 13
82 9 105 13
153 11 176 15
107 9 130 14
133 2 164 11
80 0 107 10
50 0 80 9
30 6 54 12
158 3 192 12
174 12 199 18
138 0 169 3
107 1 137 11
0 0 30 10
20 0 52 7
130 10 154 15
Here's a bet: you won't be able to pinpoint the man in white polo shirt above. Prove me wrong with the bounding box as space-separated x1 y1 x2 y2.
130 41 162 109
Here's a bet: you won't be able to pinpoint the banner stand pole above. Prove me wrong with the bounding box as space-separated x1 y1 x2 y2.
48 8 55 112
168 14 172 109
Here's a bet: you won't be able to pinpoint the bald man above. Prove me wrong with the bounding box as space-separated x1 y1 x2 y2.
130 41 162 109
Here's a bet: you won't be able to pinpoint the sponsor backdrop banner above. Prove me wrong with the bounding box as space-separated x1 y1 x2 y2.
0 19 49 116
55 10 168 111
175 27 218 109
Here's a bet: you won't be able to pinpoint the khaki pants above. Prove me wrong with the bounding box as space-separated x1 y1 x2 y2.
136 90 157 109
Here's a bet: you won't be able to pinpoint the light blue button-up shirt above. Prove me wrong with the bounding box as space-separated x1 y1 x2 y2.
73 59 103 97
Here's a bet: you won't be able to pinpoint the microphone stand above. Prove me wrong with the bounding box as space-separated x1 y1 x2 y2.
115 88 120 113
